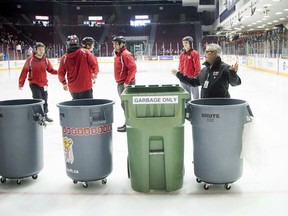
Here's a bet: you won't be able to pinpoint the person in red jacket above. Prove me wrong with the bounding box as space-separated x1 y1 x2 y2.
112 36 137 132
18 42 57 122
172 36 201 102
81 37 95 52
58 35 99 99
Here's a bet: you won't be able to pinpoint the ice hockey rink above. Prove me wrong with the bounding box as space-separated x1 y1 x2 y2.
0 60 288 216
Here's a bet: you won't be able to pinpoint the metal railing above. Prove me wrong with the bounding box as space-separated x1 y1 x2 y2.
1 39 287 60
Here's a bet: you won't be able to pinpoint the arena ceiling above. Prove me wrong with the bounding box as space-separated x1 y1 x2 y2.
1 0 183 6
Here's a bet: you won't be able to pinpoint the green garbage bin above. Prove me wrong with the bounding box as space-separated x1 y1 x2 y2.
121 84 188 192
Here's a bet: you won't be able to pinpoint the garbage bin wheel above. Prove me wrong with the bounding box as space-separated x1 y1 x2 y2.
17 179 23 185
0 177 6 183
196 178 202 183
82 182 88 188
224 183 232 190
127 156 130 179
204 183 210 190
102 179 107 185
73 180 78 184
32 174 38 180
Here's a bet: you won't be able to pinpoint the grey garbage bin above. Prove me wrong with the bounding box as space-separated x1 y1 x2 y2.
57 99 114 188
187 98 253 190
0 99 45 185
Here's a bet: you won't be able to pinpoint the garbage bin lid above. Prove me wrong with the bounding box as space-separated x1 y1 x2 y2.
57 99 115 108
188 98 248 107
0 99 44 108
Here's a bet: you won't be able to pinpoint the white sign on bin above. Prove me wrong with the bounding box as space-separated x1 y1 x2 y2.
133 96 178 104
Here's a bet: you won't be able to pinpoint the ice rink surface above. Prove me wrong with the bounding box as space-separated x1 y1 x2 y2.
1 60 288 216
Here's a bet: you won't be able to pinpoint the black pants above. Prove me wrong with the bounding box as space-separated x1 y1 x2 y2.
70 89 93 100
29 84 48 113
117 81 135 111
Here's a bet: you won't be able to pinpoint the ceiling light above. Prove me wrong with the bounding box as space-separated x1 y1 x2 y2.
257 20 262 23
265 28 270 30
247 24 252 26
273 20 279 22
279 18 286 20
284 9 288 11
256 8 263 11
249 29 254 31
262 18 267 20
267 22 273 24
252 22 257 24
263 4 272 7
275 12 283 15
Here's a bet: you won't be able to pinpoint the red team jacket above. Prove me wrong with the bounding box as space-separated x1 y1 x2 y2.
18 54 57 88
58 48 99 93
114 47 136 85
178 49 201 78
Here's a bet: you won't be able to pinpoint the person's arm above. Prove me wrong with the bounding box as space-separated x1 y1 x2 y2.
175 71 201 87
87 52 99 76
18 59 30 89
57 56 68 90
122 54 137 86
193 51 201 76
46 59 57 75
178 53 184 72
228 62 241 86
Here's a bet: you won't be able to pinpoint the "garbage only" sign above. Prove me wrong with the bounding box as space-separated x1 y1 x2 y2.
133 96 178 104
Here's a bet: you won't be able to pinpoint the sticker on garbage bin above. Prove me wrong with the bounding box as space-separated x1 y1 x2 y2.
133 96 178 104
63 137 74 164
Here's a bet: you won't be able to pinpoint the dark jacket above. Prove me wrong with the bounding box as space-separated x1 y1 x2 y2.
176 56 241 98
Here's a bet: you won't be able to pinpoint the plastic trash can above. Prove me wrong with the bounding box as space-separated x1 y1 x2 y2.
0 99 45 185
187 98 253 190
57 99 114 188
121 85 188 192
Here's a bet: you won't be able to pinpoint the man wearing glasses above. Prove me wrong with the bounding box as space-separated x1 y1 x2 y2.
172 43 240 98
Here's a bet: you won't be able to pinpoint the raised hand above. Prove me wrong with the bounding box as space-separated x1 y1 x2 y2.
230 62 238 72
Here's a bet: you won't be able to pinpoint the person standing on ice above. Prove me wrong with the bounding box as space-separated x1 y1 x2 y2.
112 36 137 132
172 36 201 102
172 43 240 98
81 37 98 84
18 42 57 122
58 35 99 100
81 37 96 52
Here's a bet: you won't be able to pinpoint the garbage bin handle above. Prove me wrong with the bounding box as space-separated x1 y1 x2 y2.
245 104 254 123
185 104 191 121
90 109 107 126
32 105 46 127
